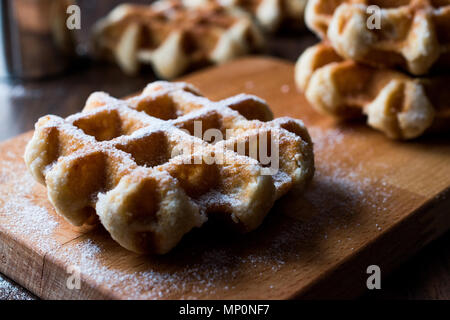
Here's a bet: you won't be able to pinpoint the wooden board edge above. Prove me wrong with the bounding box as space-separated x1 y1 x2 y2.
0 229 46 298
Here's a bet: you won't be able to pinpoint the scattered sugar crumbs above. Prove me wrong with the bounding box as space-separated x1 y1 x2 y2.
280 84 290 94
57 237 290 299
244 81 255 90
307 125 394 233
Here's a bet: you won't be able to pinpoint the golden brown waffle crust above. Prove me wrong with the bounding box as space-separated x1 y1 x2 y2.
185 0 308 31
92 0 265 78
305 0 450 75
24 81 314 254
294 42 450 139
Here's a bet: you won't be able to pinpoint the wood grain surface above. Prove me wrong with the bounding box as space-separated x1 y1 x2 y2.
0 57 449 299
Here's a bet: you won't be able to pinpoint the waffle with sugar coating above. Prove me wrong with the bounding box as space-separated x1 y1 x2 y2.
296 42 449 139
305 0 450 75
184 0 308 31
92 0 265 78
24 81 314 254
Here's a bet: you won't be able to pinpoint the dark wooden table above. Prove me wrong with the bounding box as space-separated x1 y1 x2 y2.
0 0 448 300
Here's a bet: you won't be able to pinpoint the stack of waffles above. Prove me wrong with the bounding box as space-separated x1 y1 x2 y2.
24 81 314 254
295 0 450 139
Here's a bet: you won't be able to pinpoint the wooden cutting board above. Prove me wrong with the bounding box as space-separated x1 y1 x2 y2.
0 57 449 300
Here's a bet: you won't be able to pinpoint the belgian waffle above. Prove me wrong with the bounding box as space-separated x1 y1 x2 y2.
24 81 314 254
295 42 449 139
92 0 265 78
185 0 308 31
305 0 450 75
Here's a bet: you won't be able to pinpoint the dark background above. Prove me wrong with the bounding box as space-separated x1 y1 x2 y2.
0 0 448 300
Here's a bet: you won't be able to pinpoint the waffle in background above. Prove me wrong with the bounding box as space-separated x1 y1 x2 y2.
92 0 265 78
305 0 450 75
296 42 450 139
296 0 450 140
184 0 308 32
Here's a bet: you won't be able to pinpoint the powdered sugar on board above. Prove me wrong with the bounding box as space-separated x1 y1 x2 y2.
56 234 298 299
0 139 61 254
0 273 35 300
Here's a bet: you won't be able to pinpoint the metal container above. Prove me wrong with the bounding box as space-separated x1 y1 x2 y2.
0 0 76 79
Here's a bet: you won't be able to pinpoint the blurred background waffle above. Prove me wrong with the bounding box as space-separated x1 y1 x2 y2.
305 0 450 75
92 1 265 78
295 42 450 139
296 0 450 140
92 0 312 77
183 0 308 32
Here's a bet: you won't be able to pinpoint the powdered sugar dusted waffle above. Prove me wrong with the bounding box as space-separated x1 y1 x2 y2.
296 42 450 139
92 0 265 78
185 0 308 31
305 0 450 75
24 81 314 254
